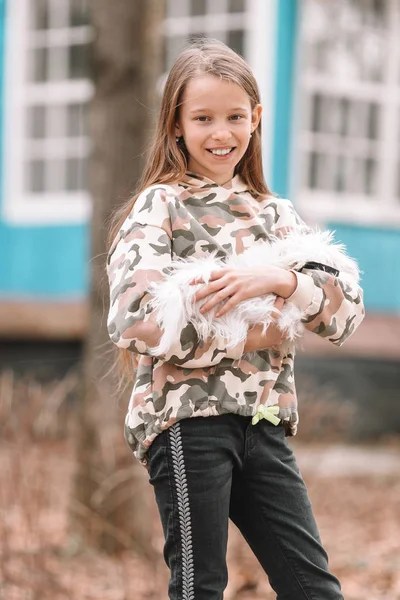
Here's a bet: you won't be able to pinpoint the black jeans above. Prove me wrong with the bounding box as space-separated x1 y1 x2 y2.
147 414 343 600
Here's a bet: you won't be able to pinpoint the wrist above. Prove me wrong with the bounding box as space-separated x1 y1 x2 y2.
275 269 298 299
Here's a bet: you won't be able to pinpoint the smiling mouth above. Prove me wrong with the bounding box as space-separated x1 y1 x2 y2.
207 147 236 156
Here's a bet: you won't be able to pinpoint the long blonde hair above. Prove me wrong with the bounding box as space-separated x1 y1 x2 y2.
109 39 272 378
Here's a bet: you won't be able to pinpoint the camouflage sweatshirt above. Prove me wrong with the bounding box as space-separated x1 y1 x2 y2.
107 172 365 465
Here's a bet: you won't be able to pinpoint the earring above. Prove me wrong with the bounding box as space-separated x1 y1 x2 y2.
176 136 182 143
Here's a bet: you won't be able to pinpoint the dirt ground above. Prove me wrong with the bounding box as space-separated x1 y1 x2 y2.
1 436 399 600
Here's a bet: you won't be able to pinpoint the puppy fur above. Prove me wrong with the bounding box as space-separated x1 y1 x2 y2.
148 230 361 356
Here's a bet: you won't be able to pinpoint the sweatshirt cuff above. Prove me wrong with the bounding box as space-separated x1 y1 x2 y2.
285 270 315 312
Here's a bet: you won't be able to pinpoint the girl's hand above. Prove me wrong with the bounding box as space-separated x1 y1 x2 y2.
191 266 297 318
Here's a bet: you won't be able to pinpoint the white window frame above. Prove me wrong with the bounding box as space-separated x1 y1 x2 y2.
2 0 93 226
293 0 400 227
164 0 276 183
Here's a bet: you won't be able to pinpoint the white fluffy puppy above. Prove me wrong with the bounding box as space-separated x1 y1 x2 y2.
149 230 360 356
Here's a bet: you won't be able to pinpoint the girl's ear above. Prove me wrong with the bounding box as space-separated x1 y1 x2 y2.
251 104 262 132
175 122 182 137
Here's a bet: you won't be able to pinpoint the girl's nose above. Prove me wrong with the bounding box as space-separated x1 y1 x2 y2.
211 128 231 142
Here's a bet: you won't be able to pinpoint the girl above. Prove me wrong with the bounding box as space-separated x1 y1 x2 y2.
107 40 364 600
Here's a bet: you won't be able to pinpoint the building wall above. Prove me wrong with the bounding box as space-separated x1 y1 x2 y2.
0 0 398 344
271 0 400 316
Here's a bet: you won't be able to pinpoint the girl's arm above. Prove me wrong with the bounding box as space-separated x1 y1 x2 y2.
274 200 365 347
107 187 245 368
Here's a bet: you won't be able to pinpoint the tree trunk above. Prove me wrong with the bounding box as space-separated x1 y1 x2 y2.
70 0 165 555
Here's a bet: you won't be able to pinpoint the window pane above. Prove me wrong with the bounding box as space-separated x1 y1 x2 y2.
27 160 46 193
335 155 347 193
48 105 67 138
69 44 89 79
66 157 86 190
190 0 207 16
31 48 48 82
348 157 369 194
368 103 379 140
208 0 226 14
167 0 187 17
67 104 87 137
48 47 68 81
69 0 90 27
334 156 377 195
311 95 380 141
47 160 65 192
308 150 378 195
339 98 350 137
308 151 318 189
308 152 336 191
311 94 322 133
312 95 343 136
31 0 49 30
81 157 88 190
364 157 377 195
347 101 370 138
227 29 244 56
28 106 46 139
229 0 245 12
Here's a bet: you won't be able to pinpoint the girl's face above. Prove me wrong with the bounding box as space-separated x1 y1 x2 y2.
175 74 262 185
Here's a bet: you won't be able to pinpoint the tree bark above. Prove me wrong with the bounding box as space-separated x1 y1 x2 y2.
70 0 165 555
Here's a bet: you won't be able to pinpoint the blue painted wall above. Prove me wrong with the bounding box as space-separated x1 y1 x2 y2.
0 223 88 298
0 0 89 299
328 224 400 313
271 0 298 198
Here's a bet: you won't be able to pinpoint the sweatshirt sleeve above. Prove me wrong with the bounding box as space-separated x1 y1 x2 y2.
106 186 245 368
273 199 365 347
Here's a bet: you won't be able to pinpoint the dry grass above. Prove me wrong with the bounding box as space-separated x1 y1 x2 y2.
0 369 399 600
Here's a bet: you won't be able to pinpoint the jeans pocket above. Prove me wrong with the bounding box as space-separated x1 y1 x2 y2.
261 420 286 435
148 431 168 484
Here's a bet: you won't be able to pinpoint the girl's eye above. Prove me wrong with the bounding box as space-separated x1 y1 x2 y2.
230 114 244 121
195 116 210 122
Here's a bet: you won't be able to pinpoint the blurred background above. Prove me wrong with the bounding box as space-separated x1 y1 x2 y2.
0 1 399 599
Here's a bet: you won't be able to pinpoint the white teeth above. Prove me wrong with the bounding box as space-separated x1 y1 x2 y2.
209 148 233 156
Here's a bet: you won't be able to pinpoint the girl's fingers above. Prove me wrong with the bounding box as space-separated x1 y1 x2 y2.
273 296 285 310
215 294 241 317
209 270 227 280
271 296 285 319
195 282 222 301
189 269 229 285
200 284 237 314
195 275 232 301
